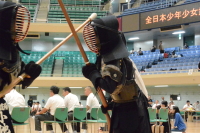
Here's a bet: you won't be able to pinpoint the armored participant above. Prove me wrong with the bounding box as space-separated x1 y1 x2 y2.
0 1 41 132
82 16 151 133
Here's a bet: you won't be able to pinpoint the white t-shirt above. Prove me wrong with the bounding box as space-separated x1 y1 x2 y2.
183 104 194 111
44 94 65 115
64 93 79 112
86 93 100 113
152 104 160 109
4 89 26 114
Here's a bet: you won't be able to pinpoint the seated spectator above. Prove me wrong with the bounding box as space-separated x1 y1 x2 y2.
31 102 37 116
159 41 164 53
130 48 135 54
79 102 84 107
34 86 68 133
183 100 195 122
169 101 175 110
4 88 26 114
171 106 186 133
36 102 42 112
171 51 177 58
193 101 200 111
159 101 170 133
152 100 160 109
151 45 156 52
183 43 189 49
62 87 80 133
137 48 143 55
198 62 200 72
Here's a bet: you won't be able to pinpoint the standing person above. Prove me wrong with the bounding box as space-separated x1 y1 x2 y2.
34 86 68 133
82 86 100 133
27 98 33 107
161 96 165 101
138 48 143 55
171 106 186 133
82 15 151 133
0 2 41 132
159 41 164 53
148 96 153 107
62 87 80 133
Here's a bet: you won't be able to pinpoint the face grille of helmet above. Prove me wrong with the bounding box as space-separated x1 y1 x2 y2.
83 23 99 54
14 6 30 43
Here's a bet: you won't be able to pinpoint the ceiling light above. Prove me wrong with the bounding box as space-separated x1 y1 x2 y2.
128 37 139 40
27 87 39 88
54 38 65 40
172 31 185 34
154 85 168 87
69 87 82 88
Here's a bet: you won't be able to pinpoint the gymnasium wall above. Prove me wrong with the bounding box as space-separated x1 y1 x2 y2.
20 39 90 52
134 40 153 51
157 37 184 49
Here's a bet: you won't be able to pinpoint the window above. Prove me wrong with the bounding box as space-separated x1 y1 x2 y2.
80 95 87 100
29 95 37 100
170 94 181 101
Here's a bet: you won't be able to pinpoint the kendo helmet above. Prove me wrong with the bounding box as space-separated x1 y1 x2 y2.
0 1 30 91
83 15 129 63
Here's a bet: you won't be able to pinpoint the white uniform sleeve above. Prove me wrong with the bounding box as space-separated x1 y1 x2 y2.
44 98 52 109
130 58 148 98
86 96 92 107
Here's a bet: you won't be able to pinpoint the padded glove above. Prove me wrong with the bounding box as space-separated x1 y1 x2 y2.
101 102 114 114
21 61 42 89
82 63 101 88
82 63 98 79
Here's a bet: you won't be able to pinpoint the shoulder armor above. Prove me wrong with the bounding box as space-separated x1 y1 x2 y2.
101 65 122 82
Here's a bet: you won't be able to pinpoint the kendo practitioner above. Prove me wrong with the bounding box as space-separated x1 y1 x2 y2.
82 16 152 133
0 1 42 133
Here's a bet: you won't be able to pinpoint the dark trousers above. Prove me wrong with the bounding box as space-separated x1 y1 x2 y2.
82 113 91 130
59 111 81 132
35 113 67 132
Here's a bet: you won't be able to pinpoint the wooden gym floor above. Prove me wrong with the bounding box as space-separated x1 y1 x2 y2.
15 117 200 133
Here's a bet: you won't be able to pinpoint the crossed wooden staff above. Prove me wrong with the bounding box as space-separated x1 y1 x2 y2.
0 0 111 130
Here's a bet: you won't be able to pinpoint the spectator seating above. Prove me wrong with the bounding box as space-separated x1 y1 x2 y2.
20 51 55 77
20 0 39 3
130 45 200 75
50 0 103 5
48 5 108 23
62 51 96 77
23 4 38 20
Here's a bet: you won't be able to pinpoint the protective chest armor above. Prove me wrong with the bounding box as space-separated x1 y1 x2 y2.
101 58 138 103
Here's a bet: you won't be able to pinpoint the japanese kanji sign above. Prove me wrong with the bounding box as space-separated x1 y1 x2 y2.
140 2 200 30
